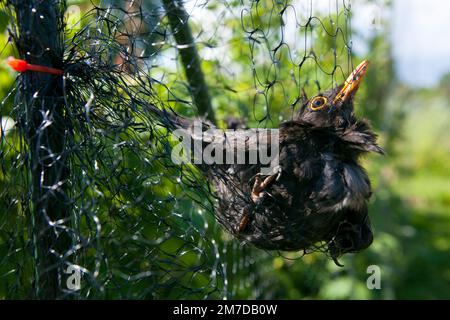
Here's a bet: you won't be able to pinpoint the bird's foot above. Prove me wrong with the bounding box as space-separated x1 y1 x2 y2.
239 171 279 233
251 173 278 203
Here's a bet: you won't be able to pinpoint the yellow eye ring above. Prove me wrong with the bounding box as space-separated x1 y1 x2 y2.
309 96 327 110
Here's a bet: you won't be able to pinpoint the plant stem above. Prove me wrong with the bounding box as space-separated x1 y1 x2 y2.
13 0 71 298
162 0 216 124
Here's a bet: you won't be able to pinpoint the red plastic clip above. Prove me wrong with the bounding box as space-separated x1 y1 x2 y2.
7 57 64 75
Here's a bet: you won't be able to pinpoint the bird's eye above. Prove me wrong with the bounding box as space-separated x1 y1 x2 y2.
309 96 327 110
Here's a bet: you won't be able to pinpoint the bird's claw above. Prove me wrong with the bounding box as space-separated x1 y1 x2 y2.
251 173 278 203
239 171 280 233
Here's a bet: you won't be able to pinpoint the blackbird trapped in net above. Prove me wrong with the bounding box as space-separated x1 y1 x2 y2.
151 60 383 265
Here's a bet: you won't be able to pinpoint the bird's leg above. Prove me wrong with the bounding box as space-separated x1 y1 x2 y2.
251 173 278 202
238 171 280 233
236 207 250 233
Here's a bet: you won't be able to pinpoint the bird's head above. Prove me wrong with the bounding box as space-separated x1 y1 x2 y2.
295 60 369 129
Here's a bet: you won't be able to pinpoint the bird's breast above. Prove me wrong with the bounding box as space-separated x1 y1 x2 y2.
275 151 371 213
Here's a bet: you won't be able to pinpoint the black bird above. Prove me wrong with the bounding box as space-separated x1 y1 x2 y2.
154 60 383 265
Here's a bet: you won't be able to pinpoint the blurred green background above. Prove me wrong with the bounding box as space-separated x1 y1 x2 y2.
0 0 449 299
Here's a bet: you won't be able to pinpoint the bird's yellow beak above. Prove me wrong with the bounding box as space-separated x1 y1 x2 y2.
333 60 369 104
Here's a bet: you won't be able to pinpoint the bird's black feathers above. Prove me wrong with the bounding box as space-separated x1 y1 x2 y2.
150 84 383 265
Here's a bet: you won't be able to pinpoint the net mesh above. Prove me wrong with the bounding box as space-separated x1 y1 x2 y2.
0 0 355 299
